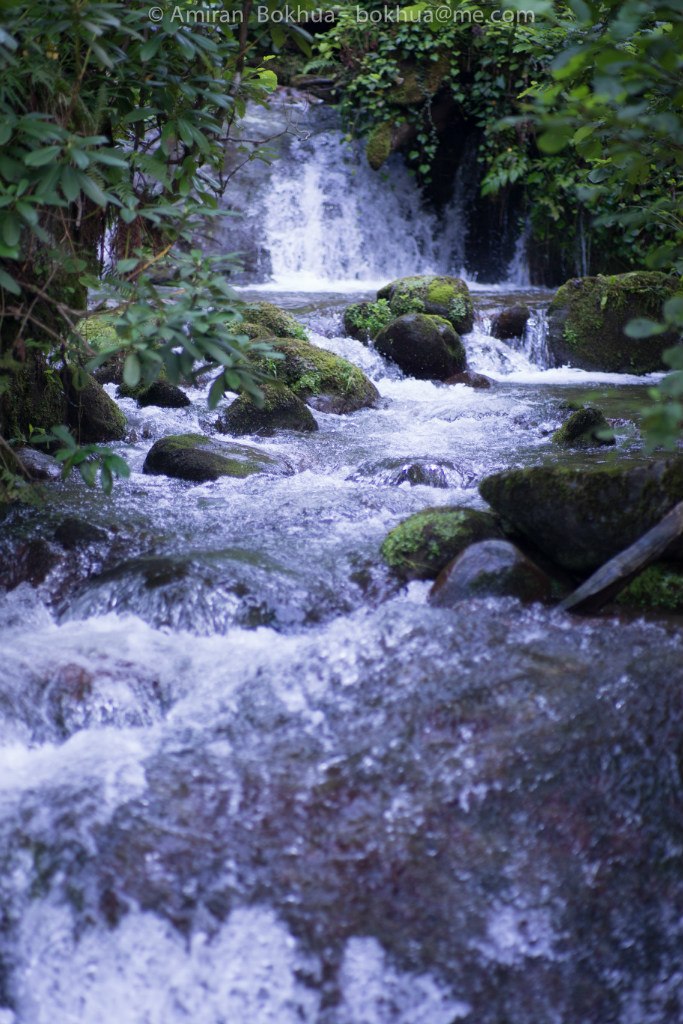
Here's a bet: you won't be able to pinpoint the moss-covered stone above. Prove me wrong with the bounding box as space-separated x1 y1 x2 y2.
0 358 66 440
552 406 615 448
142 433 292 483
374 313 466 380
479 458 683 574
377 276 474 334
546 271 679 372
66 375 126 443
216 383 318 435
617 563 683 612
366 122 394 171
238 321 276 340
118 379 190 409
262 338 379 414
386 54 449 106
380 506 503 580
429 539 552 605
243 302 308 341
342 300 395 343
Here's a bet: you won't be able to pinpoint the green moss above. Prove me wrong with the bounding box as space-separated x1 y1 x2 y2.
216 383 318 435
238 321 276 340
380 506 502 580
243 302 308 341
366 122 393 171
546 271 679 372
263 338 379 413
552 405 615 448
0 358 67 440
377 276 474 334
617 564 683 612
142 433 288 482
343 300 395 342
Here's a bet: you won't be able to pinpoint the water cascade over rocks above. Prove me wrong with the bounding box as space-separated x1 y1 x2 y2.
1 91 682 1024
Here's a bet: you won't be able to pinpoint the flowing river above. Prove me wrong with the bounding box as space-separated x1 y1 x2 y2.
0 93 682 1024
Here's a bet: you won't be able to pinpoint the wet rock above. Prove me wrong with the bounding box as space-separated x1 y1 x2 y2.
445 370 493 389
54 517 108 551
490 304 530 340
351 457 452 488
342 300 394 343
243 302 308 341
381 506 503 580
546 271 679 372
142 434 293 483
0 538 62 589
429 539 552 606
374 314 466 381
14 447 62 481
217 384 318 435
480 457 683 574
377 275 474 334
263 338 379 414
66 375 126 444
552 405 615 448
118 380 190 409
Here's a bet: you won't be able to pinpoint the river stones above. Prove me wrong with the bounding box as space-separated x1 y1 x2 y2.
546 271 679 372
264 338 379 414
445 370 493 389
377 275 474 334
552 405 614 448
243 301 308 341
429 539 551 605
490 304 530 340
381 506 503 580
374 314 466 381
479 458 683 574
142 434 293 483
118 379 190 409
216 383 318 435
350 457 454 488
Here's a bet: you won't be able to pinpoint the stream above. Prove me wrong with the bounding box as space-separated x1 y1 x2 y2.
1 92 682 1024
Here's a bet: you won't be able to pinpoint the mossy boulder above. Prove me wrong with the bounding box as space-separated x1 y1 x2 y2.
216 383 318 435
387 55 449 106
142 433 293 483
377 275 474 334
342 300 395 343
546 271 679 372
238 321 276 340
366 123 394 171
374 313 466 380
66 375 126 443
77 310 125 384
552 406 615 448
617 563 683 613
118 379 190 409
380 506 503 580
479 458 683 575
491 305 530 340
243 302 308 341
429 539 551 606
263 338 379 414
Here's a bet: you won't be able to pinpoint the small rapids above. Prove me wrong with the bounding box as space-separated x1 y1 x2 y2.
1 287 680 1023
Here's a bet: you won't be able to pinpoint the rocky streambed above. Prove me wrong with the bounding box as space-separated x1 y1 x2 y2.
1 281 682 1024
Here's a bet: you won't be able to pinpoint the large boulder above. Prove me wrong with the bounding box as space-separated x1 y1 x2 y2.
264 338 379 414
66 375 126 443
243 302 308 341
380 506 503 580
546 271 679 372
216 383 318 435
479 458 683 574
377 275 474 335
374 314 466 380
429 539 552 606
142 434 292 483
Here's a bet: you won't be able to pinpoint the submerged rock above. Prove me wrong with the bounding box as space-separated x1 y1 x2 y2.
118 379 190 409
445 370 493 389
263 338 379 414
381 506 502 580
54 517 109 550
479 458 683 574
342 300 394 343
429 539 552 605
490 304 530 340
243 302 308 341
142 434 292 483
216 383 318 435
552 405 615 448
374 313 466 380
377 275 474 334
350 457 453 488
546 271 679 372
